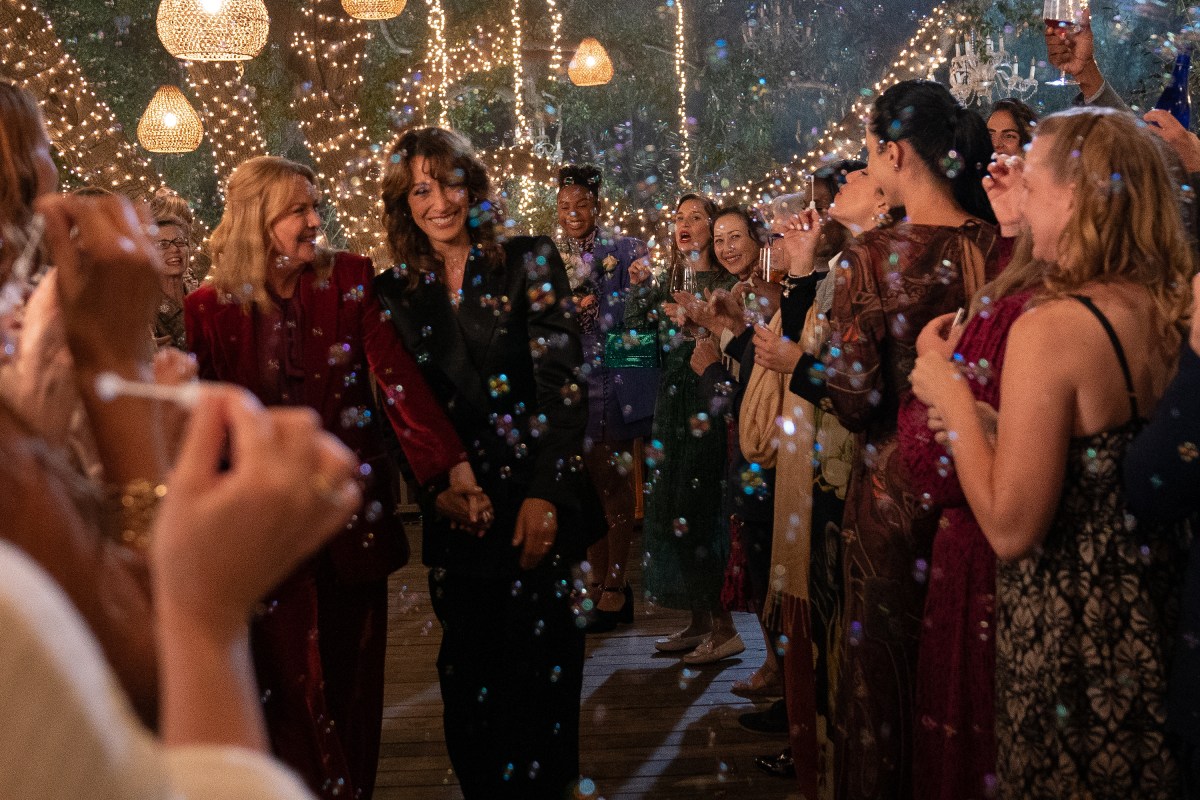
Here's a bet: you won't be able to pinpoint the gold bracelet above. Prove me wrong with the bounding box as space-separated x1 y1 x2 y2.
105 479 167 550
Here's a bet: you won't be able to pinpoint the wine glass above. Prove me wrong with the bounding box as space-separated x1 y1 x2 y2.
1043 0 1087 86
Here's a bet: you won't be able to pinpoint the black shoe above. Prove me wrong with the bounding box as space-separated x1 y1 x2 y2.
738 699 788 735
754 748 795 778
583 584 633 634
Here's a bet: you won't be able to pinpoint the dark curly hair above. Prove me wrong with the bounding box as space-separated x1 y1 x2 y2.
380 126 505 293
870 80 996 224
557 164 602 198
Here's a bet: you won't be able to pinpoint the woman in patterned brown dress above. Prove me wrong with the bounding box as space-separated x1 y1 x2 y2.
818 80 999 800
911 107 1193 799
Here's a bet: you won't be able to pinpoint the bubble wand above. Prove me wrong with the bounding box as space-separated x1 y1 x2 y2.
94 372 202 408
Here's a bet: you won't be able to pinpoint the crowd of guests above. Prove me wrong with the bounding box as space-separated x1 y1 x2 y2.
0 13 1199 800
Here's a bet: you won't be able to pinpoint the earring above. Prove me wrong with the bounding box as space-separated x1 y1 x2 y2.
273 254 291 270
893 164 901 172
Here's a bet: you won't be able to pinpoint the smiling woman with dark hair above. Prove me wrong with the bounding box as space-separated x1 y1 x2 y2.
374 126 602 800
555 162 655 632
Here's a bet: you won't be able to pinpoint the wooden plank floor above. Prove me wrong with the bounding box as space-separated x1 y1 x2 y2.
376 527 801 800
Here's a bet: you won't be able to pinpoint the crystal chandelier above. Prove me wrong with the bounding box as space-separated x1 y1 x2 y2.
948 36 1038 107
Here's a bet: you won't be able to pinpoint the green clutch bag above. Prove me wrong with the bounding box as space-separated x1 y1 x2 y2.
604 331 659 368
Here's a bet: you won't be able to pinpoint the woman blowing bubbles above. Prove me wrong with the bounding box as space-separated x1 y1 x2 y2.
373 127 602 800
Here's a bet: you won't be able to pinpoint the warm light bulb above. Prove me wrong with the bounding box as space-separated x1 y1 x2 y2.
585 55 596 67
200 0 224 14
162 111 179 128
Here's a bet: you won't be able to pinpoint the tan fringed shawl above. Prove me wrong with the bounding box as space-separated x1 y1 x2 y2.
740 308 817 634
739 292 853 800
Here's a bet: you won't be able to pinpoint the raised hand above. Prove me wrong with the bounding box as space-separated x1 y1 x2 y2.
1144 109 1200 172
778 208 824 277
983 155 1025 237
752 323 805 374
35 194 160 370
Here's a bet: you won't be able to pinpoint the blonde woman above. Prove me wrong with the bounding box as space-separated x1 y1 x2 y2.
185 155 486 800
912 107 1193 798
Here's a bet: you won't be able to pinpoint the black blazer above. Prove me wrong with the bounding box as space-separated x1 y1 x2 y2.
374 236 605 573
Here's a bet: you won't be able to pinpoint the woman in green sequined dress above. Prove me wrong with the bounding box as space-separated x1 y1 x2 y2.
625 194 741 658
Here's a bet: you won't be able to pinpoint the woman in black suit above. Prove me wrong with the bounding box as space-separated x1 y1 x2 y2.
374 126 602 800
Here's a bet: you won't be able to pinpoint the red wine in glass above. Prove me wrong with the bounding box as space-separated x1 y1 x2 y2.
1043 0 1087 85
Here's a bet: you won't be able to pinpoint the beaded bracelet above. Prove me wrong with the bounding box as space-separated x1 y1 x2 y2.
105 479 167 550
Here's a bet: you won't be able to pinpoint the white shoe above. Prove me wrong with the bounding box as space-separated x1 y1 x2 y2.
681 633 746 665
653 630 711 653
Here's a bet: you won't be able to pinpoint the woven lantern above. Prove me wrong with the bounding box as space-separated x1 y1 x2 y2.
137 86 204 153
156 0 270 62
341 0 407 20
567 37 614 87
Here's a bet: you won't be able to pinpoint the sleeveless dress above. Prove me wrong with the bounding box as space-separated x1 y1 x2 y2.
897 289 1033 800
995 296 1190 799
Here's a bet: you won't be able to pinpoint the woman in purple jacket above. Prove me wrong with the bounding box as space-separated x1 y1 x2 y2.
557 164 657 631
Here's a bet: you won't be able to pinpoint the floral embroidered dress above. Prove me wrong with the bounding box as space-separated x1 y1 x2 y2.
820 221 1000 800
995 296 1189 800
896 288 1032 800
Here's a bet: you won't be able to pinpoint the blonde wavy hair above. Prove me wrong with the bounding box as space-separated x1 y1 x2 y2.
208 156 331 310
980 107 1193 351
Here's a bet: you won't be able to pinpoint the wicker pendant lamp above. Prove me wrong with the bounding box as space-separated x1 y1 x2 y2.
341 0 407 20
137 86 204 153
156 0 270 62
567 37 614 86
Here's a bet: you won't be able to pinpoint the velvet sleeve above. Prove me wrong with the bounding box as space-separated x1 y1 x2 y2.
1124 343 1200 522
183 287 218 381
520 237 590 508
823 245 887 432
354 258 469 487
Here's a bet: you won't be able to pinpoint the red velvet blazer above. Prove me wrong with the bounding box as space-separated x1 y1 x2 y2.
184 251 467 582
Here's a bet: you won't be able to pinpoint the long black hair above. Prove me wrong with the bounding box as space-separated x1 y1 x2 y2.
870 80 996 224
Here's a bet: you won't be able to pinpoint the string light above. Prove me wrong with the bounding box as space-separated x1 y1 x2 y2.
0 0 161 197
290 0 389 264
510 0 528 143
424 0 449 127
183 61 268 190
715 2 958 208
390 25 509 127
546 0 561 78
675 0 689 188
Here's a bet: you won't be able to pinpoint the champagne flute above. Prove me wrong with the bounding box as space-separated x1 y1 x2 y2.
1043 0 1087 86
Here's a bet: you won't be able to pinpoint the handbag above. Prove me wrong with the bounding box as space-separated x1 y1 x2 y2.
603 330 659 369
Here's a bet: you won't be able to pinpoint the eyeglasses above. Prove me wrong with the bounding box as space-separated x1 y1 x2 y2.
156 238 190 251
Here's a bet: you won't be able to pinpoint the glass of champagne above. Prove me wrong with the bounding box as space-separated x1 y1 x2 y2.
1043 0 1087 86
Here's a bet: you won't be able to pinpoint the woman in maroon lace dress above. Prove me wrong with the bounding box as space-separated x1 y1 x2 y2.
815 80 999 800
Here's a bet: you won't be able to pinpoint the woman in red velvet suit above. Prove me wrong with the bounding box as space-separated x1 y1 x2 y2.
185 155 488 800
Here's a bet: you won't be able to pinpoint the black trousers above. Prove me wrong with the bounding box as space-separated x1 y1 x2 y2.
429 558 586 799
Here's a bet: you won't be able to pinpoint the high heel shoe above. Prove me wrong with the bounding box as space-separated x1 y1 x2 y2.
584 584 634 634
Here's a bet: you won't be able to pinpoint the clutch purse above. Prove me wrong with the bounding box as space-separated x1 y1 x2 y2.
604 330 659 368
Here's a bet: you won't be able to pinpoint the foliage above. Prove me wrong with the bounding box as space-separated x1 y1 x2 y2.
29 0 1200 229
